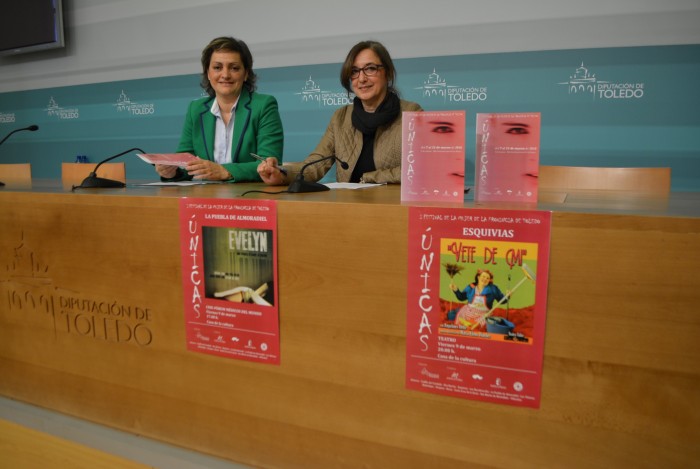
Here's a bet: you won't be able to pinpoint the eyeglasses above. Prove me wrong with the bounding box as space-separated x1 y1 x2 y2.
350 64 384 79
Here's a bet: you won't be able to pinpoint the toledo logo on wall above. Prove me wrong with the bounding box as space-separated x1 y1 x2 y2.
0 112 16 124
45 97 80 120
558 62 645 100
414 68 488 103
295 76 353 108
114 90 156 116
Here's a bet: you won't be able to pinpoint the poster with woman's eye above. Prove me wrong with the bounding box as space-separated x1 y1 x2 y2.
401 110 466 202
475 112 541 203
406 206 551 408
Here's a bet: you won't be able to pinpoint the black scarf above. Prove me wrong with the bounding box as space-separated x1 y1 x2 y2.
351 91 401 136
349 92 401 182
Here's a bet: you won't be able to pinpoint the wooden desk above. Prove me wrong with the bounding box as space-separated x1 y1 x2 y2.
1 182 699 468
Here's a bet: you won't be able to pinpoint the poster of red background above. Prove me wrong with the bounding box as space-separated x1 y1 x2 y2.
179 198 279 365
406 207 551 408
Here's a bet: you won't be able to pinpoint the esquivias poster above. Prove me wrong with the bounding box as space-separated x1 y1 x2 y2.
406 207 551 408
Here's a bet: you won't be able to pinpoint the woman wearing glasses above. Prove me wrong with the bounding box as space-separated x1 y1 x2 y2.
257 40 421 185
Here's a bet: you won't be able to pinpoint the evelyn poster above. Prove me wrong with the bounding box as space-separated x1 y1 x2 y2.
406 207 551 408
179 198 279 364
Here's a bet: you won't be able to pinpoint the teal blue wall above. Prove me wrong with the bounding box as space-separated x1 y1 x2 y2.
1 44 698 190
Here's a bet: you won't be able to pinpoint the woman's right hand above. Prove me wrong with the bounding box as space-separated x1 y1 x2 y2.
257 157 286 185
155 164 179 179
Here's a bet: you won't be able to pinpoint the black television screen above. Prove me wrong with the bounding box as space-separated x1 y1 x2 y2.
0 0 65 56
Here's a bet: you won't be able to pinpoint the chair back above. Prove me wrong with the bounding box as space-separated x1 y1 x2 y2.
61 162 126 186
538 166 671 194
0 163 32 183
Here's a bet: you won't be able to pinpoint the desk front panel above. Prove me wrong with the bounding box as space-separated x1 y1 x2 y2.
1 186 699 468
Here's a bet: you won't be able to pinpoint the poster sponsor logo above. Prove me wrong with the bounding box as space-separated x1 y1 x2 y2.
0 112 16 124
558 62 645 100
295 76 353 107
114 90 156 116
415 69 488 103
421 367 440 379
490 377 507 390
46 97 79 119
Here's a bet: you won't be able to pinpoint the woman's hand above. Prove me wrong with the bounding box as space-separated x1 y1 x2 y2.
185 157 231 181
257 157 286 185
155 164 179 179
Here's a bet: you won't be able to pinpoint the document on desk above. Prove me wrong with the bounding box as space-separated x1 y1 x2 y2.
406 207 552 408
135 180 225 186
324 182 385 189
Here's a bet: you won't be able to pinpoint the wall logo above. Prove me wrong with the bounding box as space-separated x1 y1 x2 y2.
558 62 645 100
0 112 16 124
415 69 488 103
46 97 79 119
114 90 155 116
296 76 353 107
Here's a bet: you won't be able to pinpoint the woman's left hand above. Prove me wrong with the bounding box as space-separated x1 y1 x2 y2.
185 157 231 181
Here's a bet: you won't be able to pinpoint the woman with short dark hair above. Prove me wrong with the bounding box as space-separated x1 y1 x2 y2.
156 36 283 182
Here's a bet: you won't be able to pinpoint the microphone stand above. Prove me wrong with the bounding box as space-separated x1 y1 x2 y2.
74 147 145 189
0 125 40 187
287 155 349 193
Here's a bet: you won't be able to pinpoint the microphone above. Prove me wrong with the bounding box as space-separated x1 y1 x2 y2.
0 124 39 147
287 155 349 193
73 147 145 190
0 124 39 186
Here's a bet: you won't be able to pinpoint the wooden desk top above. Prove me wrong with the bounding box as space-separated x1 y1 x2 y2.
3 179 699 218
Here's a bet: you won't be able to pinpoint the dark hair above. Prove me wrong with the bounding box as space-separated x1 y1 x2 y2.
200 36 257 96
339 40 398 96
474 269 494 284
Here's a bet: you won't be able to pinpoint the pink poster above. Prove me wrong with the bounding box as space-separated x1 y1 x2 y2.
401 110 466 202
475 112 541 203
406 207 551 408
179 198 279 364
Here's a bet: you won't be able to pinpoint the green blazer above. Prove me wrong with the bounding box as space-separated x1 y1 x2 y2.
173 88 284 182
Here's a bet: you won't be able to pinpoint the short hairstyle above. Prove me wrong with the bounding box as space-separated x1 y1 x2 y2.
339 40 398 96
200 36 257 96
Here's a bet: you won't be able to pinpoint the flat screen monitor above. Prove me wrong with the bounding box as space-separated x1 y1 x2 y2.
0 0 65 56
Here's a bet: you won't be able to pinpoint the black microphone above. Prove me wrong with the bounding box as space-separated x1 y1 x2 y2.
287 155 349 193
0 124 39 147
73 147 145 190
0 124 39 186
